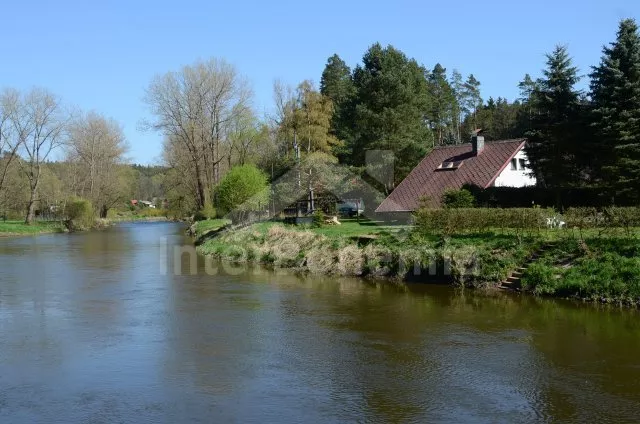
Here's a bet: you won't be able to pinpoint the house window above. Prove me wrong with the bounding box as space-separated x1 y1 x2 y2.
510 158 518 170
519 158 526 170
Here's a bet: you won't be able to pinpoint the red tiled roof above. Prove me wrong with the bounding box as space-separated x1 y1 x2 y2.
376 139 527 212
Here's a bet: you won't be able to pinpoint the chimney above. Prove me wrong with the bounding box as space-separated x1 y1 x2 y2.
471 129 484 155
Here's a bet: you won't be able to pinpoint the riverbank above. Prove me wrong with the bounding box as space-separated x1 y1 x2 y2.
193 218 537 286
192 218 640 306
0 220 65 236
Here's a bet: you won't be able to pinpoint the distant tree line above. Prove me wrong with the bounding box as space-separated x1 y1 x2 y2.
3 18 638 223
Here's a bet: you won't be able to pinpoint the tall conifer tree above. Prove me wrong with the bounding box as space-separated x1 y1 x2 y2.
590 18 640 201
526 45 583 201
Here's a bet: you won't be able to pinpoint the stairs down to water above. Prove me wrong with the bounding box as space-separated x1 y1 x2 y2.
499 242 557 291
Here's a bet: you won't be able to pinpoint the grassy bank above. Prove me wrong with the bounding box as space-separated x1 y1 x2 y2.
192 217 640 306
0 220 65 236
107 208 171 222
521 237 640 306
194 218 538 287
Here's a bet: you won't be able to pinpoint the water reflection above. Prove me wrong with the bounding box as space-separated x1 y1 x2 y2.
0 223 639 422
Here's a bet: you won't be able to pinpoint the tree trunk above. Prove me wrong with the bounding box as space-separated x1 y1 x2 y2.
100 205 108 219
194 160 206 210
25 186 37 225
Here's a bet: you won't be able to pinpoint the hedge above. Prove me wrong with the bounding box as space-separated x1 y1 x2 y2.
565 207 640 236
414 207 555 235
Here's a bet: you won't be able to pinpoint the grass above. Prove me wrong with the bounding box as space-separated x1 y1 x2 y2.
311 218 406 237
194 218 537 286
193 217 640 306
192 219 231 239
108 208 170 221
0 220 65 236
521 237 640 304
230 218 407 238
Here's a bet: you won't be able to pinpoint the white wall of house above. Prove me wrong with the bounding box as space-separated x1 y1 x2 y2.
493 148 537 187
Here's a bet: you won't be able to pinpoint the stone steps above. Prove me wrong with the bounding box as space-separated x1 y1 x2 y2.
499 242 557 291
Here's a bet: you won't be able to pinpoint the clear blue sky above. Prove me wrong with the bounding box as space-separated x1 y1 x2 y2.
1 0 637 164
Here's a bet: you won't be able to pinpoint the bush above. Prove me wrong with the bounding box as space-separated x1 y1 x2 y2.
521 263 557 295
216 164 270 223
414 207 554 235
194 203 217 221
64 197 95 231
312 209 324 228
442 189 475 209
565 207 640 236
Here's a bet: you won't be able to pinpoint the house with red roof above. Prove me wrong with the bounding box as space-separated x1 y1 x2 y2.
376 134 536 212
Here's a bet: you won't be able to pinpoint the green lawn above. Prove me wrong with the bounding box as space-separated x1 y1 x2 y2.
229 218 407 238
192 219 231 238
310 218 407 237
0 220 65 236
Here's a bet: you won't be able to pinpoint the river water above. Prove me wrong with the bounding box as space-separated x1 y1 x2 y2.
1 222 639 423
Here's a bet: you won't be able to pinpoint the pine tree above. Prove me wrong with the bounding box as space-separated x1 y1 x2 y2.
515 73 539 135
526 45 583 200
350 43 432 185
427 64 456 145
462 74 483 130
320 54 355 156
590 18 640 202
450 69 465 144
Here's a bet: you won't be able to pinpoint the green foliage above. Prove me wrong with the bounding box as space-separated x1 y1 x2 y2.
216 164 269 223
349 43 433 183
590 18 640 201
526 45 585 191
427 63 457 145
136 208 168 218
414 207 554 236
312 209 324 228
194 203 217 221
442 189 475 209
64 197 95 231
521 263 557 295
320 54 355 156
471 97 522 141
278 80 342 155
0 220 64 235
565 207 640 237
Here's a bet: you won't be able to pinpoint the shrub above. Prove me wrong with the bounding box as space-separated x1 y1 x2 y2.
64 197 95 231
216 164 269 223
194 203 217 221
565 206 640 236
521 263 557 295
312 209 324 228
442 189 475 209
414 207 553 235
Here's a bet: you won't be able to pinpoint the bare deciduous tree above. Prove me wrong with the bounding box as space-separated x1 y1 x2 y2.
142 58 252 210
0 90 23 208
67 111 129 217
5 88 66 224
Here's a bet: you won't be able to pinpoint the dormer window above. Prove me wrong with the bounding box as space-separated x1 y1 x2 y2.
436 160 463 171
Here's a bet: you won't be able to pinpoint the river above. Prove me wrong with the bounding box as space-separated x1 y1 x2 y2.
1 222 639 423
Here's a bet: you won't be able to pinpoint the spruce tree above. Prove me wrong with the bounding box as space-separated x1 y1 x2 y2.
526 45 583 200
590 18 640 202
320 54 355 156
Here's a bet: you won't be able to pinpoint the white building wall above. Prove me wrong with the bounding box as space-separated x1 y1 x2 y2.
493 148 536 187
